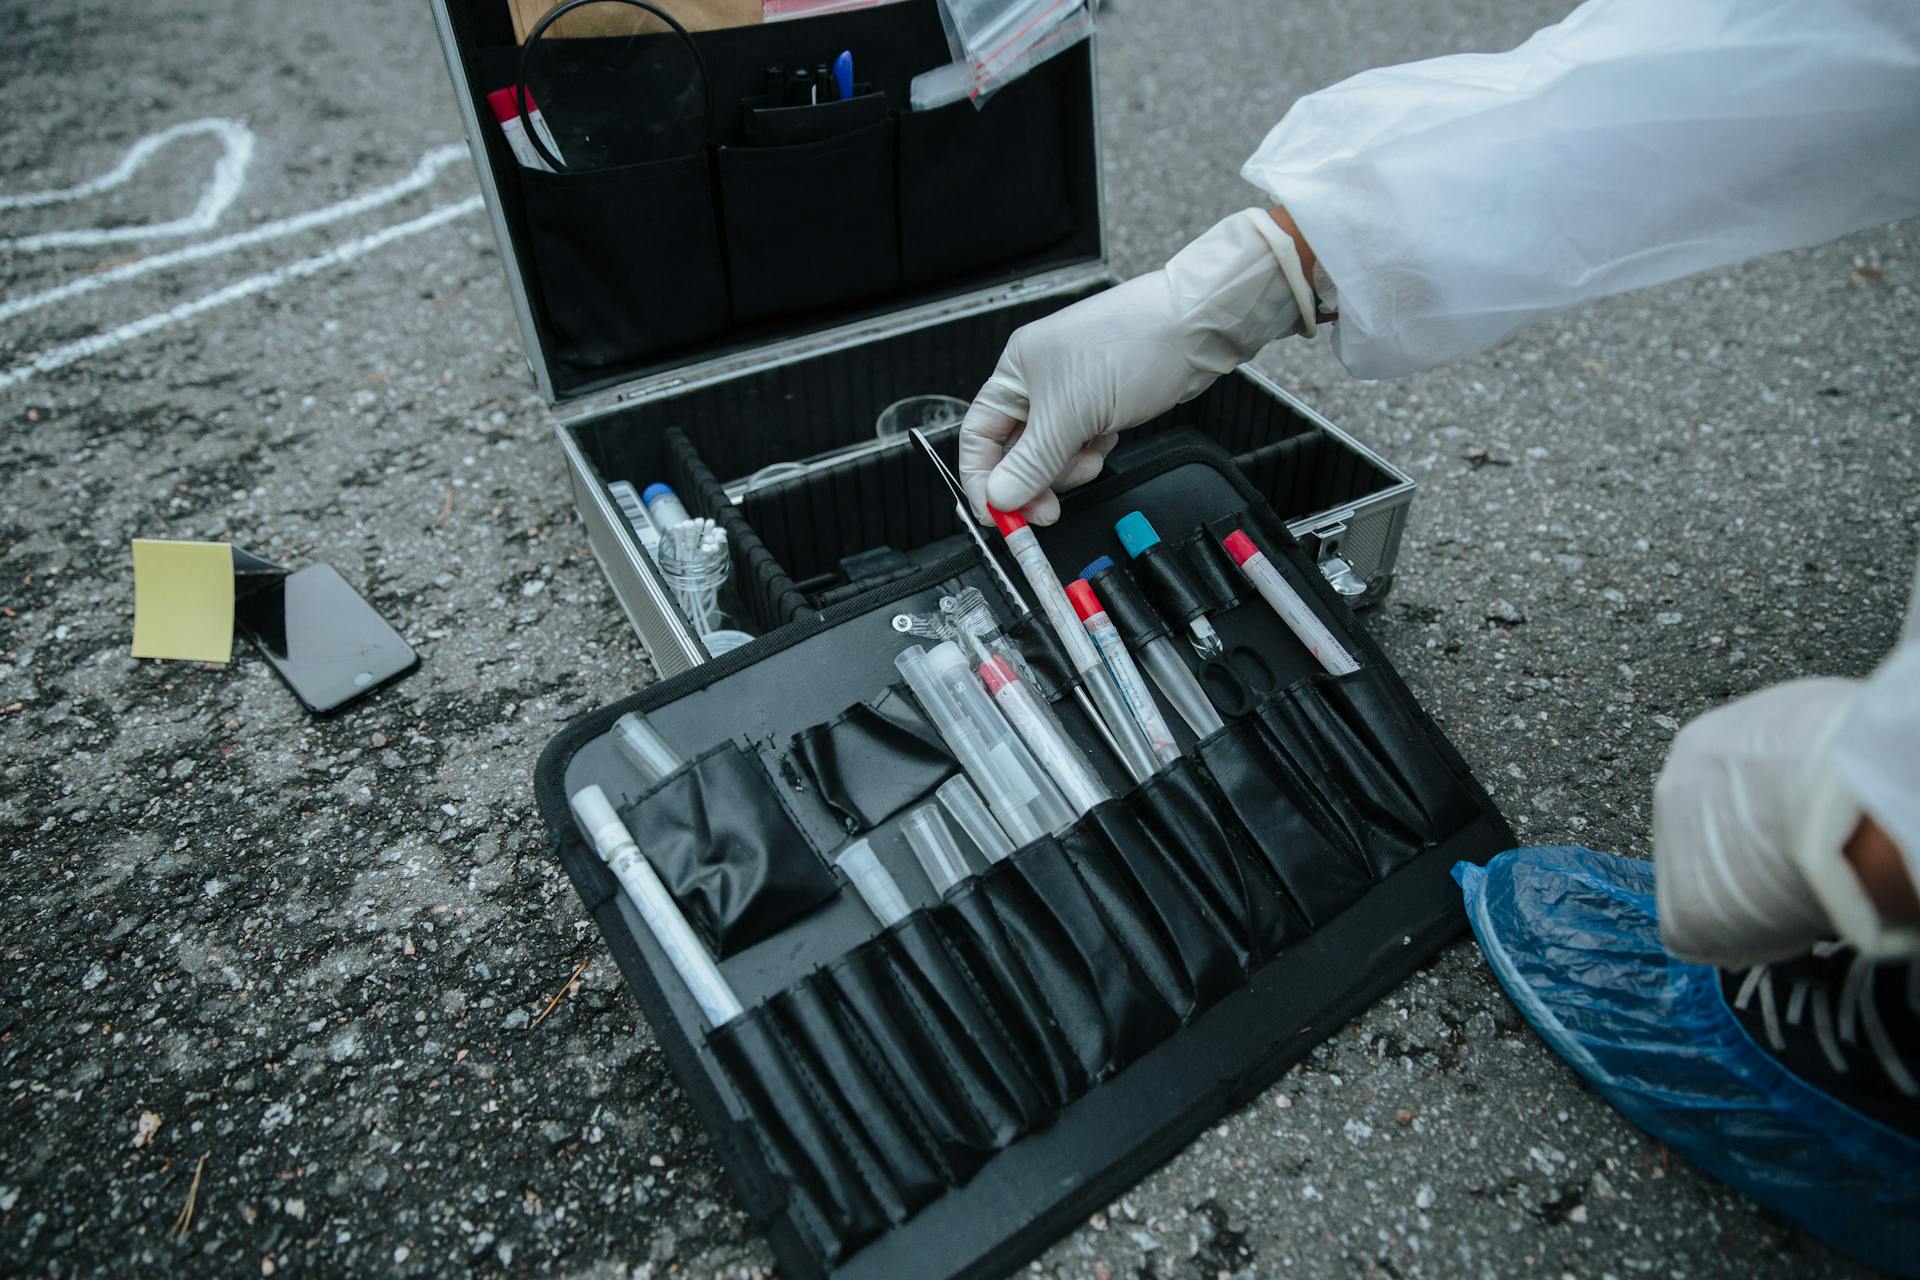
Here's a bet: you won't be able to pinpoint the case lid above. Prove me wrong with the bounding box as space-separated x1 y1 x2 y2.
428 0 1107 414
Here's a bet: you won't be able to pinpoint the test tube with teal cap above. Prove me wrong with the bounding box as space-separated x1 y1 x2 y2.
1114 511 1225 658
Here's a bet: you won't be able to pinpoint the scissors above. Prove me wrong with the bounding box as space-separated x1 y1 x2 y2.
1198 644 1279 719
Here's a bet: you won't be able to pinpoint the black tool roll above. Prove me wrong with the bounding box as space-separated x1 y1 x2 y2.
535 448 1514 1280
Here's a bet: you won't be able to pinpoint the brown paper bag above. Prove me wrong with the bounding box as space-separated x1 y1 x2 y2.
509 0 764 42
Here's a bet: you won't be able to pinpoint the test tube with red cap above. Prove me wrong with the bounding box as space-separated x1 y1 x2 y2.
1223 529 1360 675
978 654 1110 816
988 505 1160 783
1067 580 1181 768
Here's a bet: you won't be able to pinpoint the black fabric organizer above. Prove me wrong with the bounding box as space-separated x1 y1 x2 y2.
535 450 1513 1280
444 0 1098 400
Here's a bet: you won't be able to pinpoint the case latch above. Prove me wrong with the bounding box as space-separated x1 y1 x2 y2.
1303 512 1368 599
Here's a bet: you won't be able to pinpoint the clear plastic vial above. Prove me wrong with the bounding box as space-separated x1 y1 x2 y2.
659 521 732 638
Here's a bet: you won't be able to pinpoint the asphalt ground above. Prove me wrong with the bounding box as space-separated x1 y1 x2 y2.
2 0 1915 1276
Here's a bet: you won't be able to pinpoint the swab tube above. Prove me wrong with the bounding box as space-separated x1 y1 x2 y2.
902 803 972 895
976 655 1110 815
1067 580 1180 768
835 837 911 926
937 775 1015 864
1222 530 1360 675
1082 557 1223 738
988 506 1159 783
896 642 1073 845
613 711 682 784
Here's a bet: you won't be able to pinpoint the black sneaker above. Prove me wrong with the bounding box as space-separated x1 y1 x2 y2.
1722 943 1920 1140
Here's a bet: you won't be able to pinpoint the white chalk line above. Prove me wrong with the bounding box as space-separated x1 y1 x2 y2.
0 144 470 326
0 196 483 395
0 118 255 251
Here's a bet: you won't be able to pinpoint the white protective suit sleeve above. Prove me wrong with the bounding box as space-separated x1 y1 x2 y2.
1240 0 1920 379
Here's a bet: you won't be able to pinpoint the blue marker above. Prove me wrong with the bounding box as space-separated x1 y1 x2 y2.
1114 511 1224 658
833 50 854 102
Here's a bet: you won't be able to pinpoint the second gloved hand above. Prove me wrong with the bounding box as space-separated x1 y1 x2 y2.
958 208 1317 523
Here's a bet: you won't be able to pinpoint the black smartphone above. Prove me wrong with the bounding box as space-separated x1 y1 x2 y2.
235 564 418 713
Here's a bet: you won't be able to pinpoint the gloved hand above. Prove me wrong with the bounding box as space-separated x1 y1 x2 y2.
1653 676 1911 966
958 209 1317 523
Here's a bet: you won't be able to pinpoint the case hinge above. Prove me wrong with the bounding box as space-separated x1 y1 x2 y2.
1304 511 1368 598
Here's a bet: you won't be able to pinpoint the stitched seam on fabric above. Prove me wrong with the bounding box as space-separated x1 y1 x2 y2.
709 1021 838 1252
873 941 1000 1164
764 1003 899 1226
1179 748 1304 949
822 972 958 1188
1129 771 1253 963
1317 669 1460 839
1296 677 1427 845
978 876 1085 1069
1060 820 1187 1024
929 907 1048 1105
746 735 832 862
1252 707 1372 872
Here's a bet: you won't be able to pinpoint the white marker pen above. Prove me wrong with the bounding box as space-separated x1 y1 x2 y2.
569 786 742 1027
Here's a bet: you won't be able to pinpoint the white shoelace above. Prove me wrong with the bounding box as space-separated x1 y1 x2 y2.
1731 943 1920 1098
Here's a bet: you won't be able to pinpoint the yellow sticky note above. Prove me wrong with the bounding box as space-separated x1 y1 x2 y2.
131 540 235 663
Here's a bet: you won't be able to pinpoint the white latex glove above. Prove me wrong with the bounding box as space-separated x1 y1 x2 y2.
1653 677 1920 967
958 209 1317 523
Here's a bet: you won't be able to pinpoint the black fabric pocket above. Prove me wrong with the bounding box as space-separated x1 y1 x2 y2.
1315 669 1479 843
518 151 730 373
1270 671 1475 879
829 915 1045 1180
718 119 900 324
1065 802 1239 1019
776 977 947 1217
998 612 1073 704
743 91 888 146
711 900 1070 1263
1131 537 1230 628
709 1009 893 1261
1197 718 1373 927
897 71 1072 287
1131 756 1307 967
790 684 956 835
622 743 837 956
941 876 1088 1108
958 834 1182 1089
1183 516 1255 613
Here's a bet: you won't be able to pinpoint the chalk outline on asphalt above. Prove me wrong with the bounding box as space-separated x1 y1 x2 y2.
0 143 471 325
0 196 485 394
1 118 484 395
0 118 255 252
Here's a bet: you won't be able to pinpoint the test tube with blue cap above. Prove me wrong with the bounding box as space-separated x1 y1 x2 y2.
1115 511 1225 658
641 483 692 535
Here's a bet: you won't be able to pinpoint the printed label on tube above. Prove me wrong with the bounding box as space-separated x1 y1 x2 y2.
1223 530 1361 676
